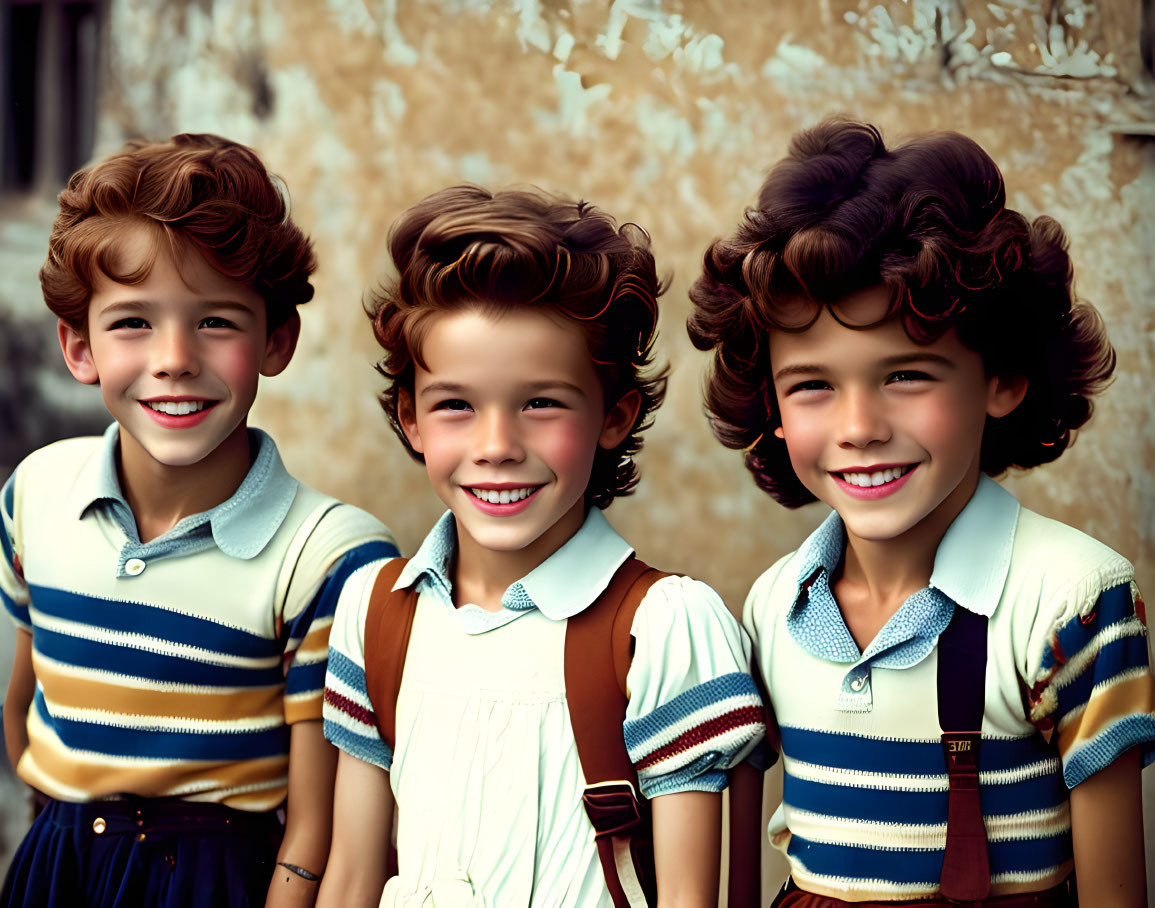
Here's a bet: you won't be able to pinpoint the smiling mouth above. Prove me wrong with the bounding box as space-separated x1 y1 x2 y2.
143 400 217 416
467 486 541 505
836 465 915 488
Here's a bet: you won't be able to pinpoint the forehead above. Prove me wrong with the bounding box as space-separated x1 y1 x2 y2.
415 307 601 390
89 224 261 309
768 287 970 368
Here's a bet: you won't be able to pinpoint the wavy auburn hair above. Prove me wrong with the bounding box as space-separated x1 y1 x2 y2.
369 184 667 509
687 118 1115 507
42 133 316 332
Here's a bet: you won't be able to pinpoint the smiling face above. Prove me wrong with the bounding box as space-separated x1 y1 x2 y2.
399 307 637 574
59 228 297 477
768 285 1025 551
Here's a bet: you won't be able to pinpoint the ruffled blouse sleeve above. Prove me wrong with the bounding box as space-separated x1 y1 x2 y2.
623 575 766 798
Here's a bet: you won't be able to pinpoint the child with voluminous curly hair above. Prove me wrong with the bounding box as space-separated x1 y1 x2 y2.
688 118 1153 906
318 184 765 907
1 134 398 908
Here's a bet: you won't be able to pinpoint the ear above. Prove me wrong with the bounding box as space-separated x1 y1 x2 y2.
773 425 785 440
57 319 99 384
599 389 642 450
397 388 424 455
260 311 301 377
986 374 1028 419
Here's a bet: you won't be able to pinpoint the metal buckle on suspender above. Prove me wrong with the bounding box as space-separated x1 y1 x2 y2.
941 731 981 776
581 780 644 838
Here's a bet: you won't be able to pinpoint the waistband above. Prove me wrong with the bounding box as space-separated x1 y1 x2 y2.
41 796 282 838
772 877 1076 908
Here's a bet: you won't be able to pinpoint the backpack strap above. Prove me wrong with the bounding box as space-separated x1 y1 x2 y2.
564 556 670 908
936 604 990 901
361 558 414 750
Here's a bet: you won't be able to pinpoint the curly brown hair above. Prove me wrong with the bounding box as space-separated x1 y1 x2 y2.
42 133 316 332
687 118 1115 508
369 184 667 509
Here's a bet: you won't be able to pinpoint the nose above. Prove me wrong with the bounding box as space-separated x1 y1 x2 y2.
151 326 199 379
838 386 890 449
473 410 525 465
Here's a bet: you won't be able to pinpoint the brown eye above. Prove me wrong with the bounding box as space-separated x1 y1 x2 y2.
886 370 932 384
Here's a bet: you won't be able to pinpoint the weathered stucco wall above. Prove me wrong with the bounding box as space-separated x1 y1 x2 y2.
3 0 1153 894
94 0 1154 612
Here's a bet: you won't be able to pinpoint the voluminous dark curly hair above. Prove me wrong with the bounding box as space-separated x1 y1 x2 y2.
687 117 1115 508
42 133 316 332
369 184 667 509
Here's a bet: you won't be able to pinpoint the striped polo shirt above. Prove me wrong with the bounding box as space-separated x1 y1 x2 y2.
744 476 1155 900
1 426 398 810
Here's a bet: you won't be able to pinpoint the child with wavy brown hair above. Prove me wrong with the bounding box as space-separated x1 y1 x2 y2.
318 184 764 907
0 134 397 908
688 118 1152 906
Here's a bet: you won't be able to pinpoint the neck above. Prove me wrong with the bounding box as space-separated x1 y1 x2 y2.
839 469 981 605
117 424 253 543
452 500 587 612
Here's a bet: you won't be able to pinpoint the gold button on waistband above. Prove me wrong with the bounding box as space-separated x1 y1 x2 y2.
92 817 106 834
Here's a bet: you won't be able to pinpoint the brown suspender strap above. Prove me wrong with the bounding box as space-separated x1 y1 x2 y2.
361 557 414 883
362 557 414 750
936 605 990 902
564 556 669 908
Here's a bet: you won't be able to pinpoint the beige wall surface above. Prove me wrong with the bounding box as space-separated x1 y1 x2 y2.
94 0 1154 608
3 0 1153 896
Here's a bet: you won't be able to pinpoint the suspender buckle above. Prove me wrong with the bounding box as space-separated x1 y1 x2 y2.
941 731 981 773
582 780 644 838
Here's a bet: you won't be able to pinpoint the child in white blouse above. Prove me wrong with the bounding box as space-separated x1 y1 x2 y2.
317 185 765 907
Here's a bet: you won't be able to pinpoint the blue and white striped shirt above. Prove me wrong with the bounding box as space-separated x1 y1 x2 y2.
744 477 1154 899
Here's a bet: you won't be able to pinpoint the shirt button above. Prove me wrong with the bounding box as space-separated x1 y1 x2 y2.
125 558 146 576
92 817 106 834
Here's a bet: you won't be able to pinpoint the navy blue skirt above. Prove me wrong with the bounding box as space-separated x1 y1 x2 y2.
1 796 283 908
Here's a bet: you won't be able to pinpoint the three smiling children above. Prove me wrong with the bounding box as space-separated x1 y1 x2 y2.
1 118 1152 907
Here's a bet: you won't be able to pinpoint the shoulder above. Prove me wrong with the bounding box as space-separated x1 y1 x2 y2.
13 436 102 481
631 571 745 639
742 550 802 637
286 482 398 565
329 555 408 653
1007 506 1133 625
5 437 103 516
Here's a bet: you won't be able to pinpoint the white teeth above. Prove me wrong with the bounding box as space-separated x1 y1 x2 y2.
470 487 537 504
146 400 208 416
840 466 911 488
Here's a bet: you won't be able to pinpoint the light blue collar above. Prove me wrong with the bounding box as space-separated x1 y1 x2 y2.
791 475 1019 619
396 507 634 627
69 422 299 559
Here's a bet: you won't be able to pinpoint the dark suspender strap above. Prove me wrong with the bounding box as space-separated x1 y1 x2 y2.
361 558 414 750
565 556 669 908
937 604 990 902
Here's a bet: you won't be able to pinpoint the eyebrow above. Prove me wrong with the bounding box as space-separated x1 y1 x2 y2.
773 352 957 381
419 380 588 398
96 299 257 317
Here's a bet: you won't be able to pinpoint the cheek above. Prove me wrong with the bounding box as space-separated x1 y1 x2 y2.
213 343 265 395
913 391 988 457
414 420 459 479
537 419 600 482
778 408 825 474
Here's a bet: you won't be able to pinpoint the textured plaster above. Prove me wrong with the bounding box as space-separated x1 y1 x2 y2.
86 0 1154 628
